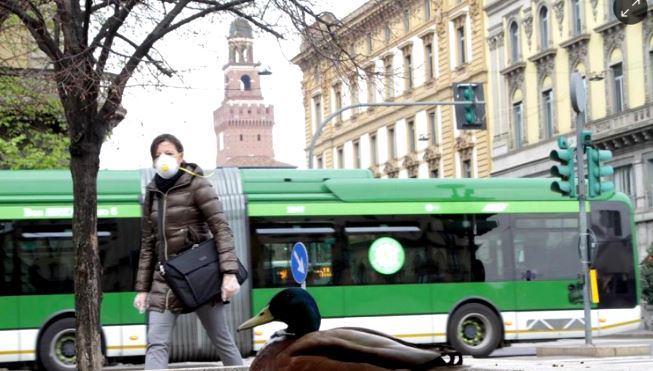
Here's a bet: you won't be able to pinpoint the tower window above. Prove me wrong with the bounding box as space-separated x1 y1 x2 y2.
240 75 251 90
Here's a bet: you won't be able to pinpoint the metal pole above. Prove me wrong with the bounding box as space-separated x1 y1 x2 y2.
306 100 483 168
575 108 593 345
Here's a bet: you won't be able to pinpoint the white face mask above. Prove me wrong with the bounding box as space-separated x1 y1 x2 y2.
154 154 180 179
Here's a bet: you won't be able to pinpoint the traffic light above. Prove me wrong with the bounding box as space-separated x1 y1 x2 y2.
550 136 577 198
453 82 486 130
586 146 614 197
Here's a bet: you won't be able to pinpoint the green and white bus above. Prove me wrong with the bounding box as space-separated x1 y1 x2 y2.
243 169 640 357
0 168 641 369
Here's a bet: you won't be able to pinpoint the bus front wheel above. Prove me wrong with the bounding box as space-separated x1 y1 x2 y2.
447 303 502 358
38 318 77 371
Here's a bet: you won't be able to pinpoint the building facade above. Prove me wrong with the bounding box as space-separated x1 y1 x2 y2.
485 0 653 257
213 18 292 168
293 0 491 179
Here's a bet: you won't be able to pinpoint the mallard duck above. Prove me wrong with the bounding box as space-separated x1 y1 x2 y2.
238 288 463 371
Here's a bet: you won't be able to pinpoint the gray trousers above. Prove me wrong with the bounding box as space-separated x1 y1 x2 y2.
144 303 243 370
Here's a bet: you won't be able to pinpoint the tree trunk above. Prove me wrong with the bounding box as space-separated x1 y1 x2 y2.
70 118 103 371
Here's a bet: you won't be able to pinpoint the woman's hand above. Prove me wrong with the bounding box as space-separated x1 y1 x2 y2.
221 274 240 302
133 292 148 313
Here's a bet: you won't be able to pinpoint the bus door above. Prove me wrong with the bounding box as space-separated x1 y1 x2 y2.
511 214 584 341
0 221 20 362
589 201 638 336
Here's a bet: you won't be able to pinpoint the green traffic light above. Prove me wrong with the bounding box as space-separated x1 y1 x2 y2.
586 146 614 198
549 145 576 198
462 86 476 125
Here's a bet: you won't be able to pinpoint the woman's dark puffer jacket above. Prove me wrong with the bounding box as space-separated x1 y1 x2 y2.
135 163 239 313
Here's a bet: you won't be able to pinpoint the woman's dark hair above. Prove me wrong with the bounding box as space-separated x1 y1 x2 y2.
150 133 184 159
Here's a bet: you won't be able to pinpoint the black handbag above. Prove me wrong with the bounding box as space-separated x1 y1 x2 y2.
162 238 248 312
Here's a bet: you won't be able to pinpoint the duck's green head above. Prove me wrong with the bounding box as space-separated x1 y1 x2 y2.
238 288 321 336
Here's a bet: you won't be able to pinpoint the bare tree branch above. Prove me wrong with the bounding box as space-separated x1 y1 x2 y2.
114 32 174 76
0 0 62 61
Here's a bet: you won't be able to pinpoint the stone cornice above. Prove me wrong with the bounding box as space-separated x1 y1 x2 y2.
559 33 591 49
500 61 526 76
527 48 557 64
594 19 624 35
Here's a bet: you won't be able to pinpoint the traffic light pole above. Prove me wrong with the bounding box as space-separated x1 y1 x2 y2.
575 113 593 345
570 72 592 345
307 100 483 169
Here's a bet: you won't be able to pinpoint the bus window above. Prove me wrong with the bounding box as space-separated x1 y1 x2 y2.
250 221 336 288
0 222 16 295
511 214 580 281
8 219 139 295
591 201 636 308
473 215 511 282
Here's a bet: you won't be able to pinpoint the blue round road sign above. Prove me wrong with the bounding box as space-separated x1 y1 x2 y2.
290 242 309 284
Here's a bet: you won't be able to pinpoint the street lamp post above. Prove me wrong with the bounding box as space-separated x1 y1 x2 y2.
307 100 484 169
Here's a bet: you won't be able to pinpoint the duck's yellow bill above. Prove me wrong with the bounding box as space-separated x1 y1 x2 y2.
238 305 274 331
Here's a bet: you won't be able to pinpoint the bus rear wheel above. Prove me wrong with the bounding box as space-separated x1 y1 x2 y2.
38 318 77 371
447 303 501 358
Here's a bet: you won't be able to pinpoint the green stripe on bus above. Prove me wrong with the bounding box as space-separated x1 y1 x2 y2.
0 204 141 220
0 292 144 329
248 201 580 217
252 280 581 317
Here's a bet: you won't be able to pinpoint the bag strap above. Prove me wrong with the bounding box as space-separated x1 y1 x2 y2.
147 190 168 269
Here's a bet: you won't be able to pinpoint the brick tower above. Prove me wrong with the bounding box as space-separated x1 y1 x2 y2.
214 18 292 168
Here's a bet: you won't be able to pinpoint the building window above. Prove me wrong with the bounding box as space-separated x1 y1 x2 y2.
384 24 391 43
403 9 410 33
424 0 431 20
349 77 359 114
240 75 251 90
649 49 653 100
457 25 466 65
463 159 472 178
388 126 396 159
572 0 583 35
366 33 373 54
240 134 243 141
428 110 438 145
611 62 625 113
370 133 378 165
542 88 554 139
403 51 413 91
539 6 549 49
353 141 361 168
608 0 617 21
430 168 439 178
333 83 343 122
510 22 519 63
337 146 344 168
316 155 323 169
384 56 394 100
613 165 634 201
365 66 376 104
424 40 434 81
257 134 261 141
407 118 416 153
313 94 322 131
646 158 653 207
513 101 524 149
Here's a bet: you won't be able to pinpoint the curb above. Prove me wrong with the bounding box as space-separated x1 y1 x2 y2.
536 343 652 357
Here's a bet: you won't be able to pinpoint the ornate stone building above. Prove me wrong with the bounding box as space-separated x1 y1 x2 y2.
292 0 490 179
213 18 293 168
485 0 653 257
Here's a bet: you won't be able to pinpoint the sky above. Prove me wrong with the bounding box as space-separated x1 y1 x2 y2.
99 1 368 170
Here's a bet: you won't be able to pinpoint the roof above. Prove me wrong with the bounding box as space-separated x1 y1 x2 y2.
229 18 253 39
218 156 296 168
